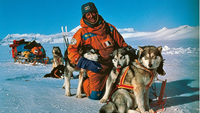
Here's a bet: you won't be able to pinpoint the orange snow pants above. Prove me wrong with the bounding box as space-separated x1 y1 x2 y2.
82 63 112 100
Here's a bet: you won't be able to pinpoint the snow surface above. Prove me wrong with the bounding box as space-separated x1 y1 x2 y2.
0 25 199 113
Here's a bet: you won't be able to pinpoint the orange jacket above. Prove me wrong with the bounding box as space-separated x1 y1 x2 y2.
68 16 128 65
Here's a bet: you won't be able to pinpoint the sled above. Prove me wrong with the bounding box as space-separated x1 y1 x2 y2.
9 39 49 65
32 56 49 65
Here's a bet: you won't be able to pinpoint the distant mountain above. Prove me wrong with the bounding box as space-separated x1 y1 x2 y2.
120 25 199 40
0 25 198 45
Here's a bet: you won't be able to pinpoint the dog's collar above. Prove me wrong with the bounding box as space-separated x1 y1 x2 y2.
116 68 121 73
115 65 128 74
135 59 155 89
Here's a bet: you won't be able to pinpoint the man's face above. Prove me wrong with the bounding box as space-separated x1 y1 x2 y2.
85 11 97 23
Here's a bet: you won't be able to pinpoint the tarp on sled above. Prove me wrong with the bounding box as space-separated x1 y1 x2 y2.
9 39 29 58
16 44 31 52
9 39 46 59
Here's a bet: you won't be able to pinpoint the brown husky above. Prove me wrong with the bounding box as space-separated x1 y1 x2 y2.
52 46 64 69
100 46 165 113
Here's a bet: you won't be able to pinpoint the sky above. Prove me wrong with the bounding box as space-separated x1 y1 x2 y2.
0 0 199 39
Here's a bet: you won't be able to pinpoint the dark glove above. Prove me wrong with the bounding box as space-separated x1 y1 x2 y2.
77 57 102 73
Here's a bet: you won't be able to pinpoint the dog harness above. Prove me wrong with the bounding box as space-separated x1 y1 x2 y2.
116 59 155 90
116 66 134 89
107 61 155 103
56 58 62 64
54 69 60 78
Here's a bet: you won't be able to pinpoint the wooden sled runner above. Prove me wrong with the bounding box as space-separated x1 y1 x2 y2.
32 56 49 65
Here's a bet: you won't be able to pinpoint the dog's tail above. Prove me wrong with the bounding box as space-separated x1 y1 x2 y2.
99 102 118 113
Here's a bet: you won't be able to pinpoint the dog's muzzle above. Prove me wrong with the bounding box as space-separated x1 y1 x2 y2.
149 63 152 68
55 52 60 54
117 64 122 69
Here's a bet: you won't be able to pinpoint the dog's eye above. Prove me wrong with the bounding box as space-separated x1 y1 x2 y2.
145 56 149 60
120 56 125 59
113 58 117 62
152 56 156 59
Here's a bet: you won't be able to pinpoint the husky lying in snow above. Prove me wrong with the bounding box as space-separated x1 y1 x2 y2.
62 45 100 98
44 65 65 79
99 46 165 113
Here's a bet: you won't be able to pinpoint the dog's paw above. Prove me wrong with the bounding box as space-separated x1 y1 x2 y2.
76 94 82 98
127 109 140 113
141 110 154 113
139 110 150 113
148 109 154 113
141 112 150 113
65 92 71 96
99 98 107 103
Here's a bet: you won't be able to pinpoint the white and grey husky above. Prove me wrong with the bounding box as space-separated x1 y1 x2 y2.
62 45 100 98
100 46 165 113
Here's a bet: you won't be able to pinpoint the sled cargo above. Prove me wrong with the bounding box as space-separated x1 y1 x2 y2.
9 39 49 65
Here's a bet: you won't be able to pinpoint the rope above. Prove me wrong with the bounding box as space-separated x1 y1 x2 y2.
151 83 158 98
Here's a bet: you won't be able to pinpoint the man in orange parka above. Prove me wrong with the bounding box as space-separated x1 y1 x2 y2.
67 2 128 100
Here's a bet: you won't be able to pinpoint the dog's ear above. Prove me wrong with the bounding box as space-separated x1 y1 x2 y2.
126 55 130 65
110 49 117 58
109 53 113 58
138 46 144 55
58 47 61 51
124 46 130 51
157 46 162 53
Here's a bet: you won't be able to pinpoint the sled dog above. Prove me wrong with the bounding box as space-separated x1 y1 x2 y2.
62 45 100 98
100 46 165 113
44 65 65 79
52 46 64 69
